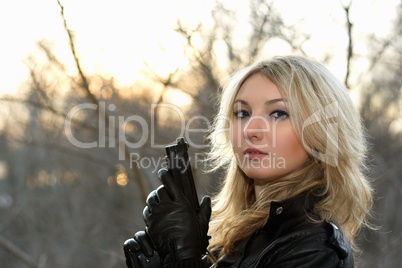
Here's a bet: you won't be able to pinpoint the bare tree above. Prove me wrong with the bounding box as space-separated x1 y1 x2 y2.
354 2 402 267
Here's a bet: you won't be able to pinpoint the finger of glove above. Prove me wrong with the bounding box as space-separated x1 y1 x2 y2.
156 185 171 203
145 226 158 251
124 238 142 252
143 206 151 224
134 230 155 257
198 195 212 225
158 169 185 202
145 189 159 210
123 239 142 268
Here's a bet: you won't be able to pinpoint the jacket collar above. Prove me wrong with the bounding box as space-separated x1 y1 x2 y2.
264 191 351 261
262 191 323 235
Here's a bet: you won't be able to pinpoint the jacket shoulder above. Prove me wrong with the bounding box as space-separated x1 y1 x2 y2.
325 221 351 260
257 221 354 268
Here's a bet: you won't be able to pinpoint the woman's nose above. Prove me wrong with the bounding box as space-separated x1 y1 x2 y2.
243 115 270 141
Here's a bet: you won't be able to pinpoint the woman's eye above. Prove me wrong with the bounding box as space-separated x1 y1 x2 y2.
233 110 250 119
270 110 289 120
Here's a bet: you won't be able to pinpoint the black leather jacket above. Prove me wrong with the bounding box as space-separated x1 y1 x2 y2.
124 192 354 268
210 192 354 268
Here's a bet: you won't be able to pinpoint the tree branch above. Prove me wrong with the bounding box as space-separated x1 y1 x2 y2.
56 0 96 104
0 97 97 132
56 0 149 202
0 234 39 268
341 0 353 88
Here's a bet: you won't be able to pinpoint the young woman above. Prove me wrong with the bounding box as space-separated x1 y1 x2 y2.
126 55 373 267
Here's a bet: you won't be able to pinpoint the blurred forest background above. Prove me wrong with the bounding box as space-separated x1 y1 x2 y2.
0 0 401 267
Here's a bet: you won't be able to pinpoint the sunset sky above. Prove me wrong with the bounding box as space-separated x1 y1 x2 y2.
0 0 399 97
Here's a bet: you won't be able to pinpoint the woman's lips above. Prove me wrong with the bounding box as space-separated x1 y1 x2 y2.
244 148 269 160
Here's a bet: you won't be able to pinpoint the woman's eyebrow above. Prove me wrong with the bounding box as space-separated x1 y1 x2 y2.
265 98 286 105
233 98 286 106
233 99 248 105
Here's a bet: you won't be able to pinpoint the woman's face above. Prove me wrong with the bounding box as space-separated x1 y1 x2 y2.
230 73 308 186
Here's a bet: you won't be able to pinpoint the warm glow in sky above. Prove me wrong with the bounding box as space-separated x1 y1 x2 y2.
0 0 399 98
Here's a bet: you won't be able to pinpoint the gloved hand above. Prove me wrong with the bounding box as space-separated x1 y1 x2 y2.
143 169 211 265
123 231 161 268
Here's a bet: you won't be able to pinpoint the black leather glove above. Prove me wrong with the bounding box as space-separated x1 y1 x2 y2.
123 231 161 268
143 169 211 265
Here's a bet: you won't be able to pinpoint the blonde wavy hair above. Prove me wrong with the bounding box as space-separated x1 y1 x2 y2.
206 55 373 262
